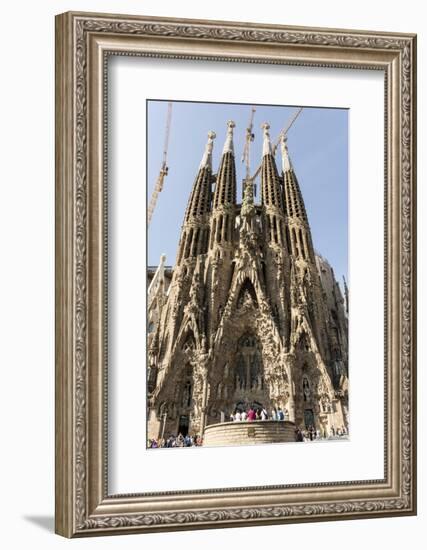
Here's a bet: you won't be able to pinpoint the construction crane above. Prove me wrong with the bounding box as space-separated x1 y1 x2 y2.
249 106 303 182
272 106 303 156
147 102 173 225
241 107 256 179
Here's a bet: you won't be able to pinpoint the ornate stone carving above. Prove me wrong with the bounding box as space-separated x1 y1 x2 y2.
148 85 348 440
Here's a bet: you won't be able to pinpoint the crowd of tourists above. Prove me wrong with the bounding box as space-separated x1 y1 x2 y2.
147 433 203 449
147 412 349 447
230 407 348 441
295 425 348 441
229 406 288 422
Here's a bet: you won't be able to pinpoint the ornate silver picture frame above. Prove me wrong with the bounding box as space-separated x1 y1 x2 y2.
55 11 417 537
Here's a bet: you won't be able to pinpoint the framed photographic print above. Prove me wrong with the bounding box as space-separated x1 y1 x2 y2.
55 11 417 537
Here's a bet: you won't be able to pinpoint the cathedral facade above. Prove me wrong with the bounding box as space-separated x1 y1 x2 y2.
147 120 349 442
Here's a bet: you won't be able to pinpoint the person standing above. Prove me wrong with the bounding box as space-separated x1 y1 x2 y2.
295 428 304 442
277 407 284 421
247 407 256 421
241 409 248 421
235 410 241 422
261 407 268 420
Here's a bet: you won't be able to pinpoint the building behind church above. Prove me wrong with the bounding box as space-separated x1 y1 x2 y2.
147 119 349 444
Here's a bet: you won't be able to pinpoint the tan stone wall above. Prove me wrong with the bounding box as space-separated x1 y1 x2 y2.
203 420 296 447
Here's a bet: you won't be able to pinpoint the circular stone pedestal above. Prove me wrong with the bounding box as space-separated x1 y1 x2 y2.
203 420 296 447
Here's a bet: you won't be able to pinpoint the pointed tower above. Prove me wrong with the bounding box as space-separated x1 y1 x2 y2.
206 121 238 338
147 253 167 312
150 133 215 403
176 131 216 264
147 133 217 439
147 254 167 395
281 134 323 338
281 135 315 264
261 123 288 251
209 120 237 251
282 135 344 407
259 123 291 348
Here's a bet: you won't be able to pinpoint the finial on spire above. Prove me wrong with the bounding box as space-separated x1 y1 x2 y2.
262 122 273 156
222 120 235 155
280 134 293 171
199 130 216 169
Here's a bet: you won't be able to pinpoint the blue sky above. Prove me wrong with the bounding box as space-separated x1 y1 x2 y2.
147 100 348 286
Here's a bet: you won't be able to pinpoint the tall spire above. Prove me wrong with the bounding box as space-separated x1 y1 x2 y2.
184 131 216 221
281 135 314 263
176 131 216 263
260 122 286 249
212 120 237 209
199 130 216 170
222 120 235 155
281 135 308 224
261 122 283 210
209 120 237 250
147 253 167 310
262 122 273 156
280 135 293 172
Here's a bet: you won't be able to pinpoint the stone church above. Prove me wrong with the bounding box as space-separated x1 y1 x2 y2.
147 120 349 442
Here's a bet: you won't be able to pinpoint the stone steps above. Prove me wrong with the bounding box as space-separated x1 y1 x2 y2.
203 420 296 446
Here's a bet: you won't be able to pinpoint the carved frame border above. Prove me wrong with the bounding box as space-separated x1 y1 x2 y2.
55 11 416 537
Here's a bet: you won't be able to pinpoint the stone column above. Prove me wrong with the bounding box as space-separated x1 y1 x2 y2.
199 359 209 435
244 352 251 390
297 227 305 260
215 215 222 243
284 355 296 422
221 214 227 242
289 225 297 256
287 392 296 423
302 230 310 262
